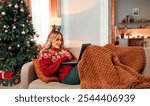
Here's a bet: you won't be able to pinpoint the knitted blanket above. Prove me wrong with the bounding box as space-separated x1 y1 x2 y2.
77 44 150 89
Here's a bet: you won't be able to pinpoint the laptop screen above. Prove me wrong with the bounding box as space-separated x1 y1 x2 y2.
77 43 91 61
61 43 91 65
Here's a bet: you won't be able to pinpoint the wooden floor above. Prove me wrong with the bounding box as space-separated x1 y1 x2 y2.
0 83 21 89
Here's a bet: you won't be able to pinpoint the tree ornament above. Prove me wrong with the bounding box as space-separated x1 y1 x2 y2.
2 0 7 3
17 44 20 48
14 10 17 13
30 38 34 42
20 8 24 12
21 31 26 35
0 58 4 60
36 34 39 37
14 4 19 9
8 4 12 7
30 36 34 39
27 44 30 47
1 12 6 16
13 26 16 29
34 45 39 49
21 0 24 4
26 49 29 52
5 30 8 33
8 46 12 51
14 18 17 22
26 41 30 44
3 25 7 29
22 24 25 27
28 14 32 18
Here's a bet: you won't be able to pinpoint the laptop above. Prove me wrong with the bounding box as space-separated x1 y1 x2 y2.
62 43 91 65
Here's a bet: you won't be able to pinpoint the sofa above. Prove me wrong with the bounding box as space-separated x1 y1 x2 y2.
20 47 150 89
21 46 81 89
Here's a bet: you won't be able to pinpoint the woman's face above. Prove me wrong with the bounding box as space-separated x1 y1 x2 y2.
51 34 63 49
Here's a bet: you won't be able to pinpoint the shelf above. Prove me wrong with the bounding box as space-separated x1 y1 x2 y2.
117 28 150 38
118 38 148 47
119 21 150 25
118 21 150 29
118 28 150 30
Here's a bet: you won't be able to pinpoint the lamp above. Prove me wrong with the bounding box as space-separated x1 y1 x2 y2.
50 17 61 31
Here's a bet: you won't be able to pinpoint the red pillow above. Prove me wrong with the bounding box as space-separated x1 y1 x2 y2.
32 59 59 83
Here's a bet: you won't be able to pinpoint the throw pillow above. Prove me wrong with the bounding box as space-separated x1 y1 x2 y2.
32 59 59 83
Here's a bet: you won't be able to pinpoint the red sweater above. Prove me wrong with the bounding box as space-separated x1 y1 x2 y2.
39 48 77 81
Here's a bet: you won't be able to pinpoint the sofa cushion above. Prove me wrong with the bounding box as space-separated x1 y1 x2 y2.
28 79 80 89
32 59 59 83
142 47 150 76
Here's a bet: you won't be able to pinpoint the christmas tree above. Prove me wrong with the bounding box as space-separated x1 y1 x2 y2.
0 0 39 75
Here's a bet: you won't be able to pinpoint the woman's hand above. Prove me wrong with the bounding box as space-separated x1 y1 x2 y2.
61 49 72 60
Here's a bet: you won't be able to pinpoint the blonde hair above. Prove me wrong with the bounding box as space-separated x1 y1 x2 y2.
40 30 72 59
43 30 64 50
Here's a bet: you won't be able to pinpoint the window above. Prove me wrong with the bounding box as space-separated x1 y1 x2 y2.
29 0 61 44
31 0 50 44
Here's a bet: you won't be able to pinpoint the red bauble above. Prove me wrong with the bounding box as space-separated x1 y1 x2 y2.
34 45 39 49
2 0 7 3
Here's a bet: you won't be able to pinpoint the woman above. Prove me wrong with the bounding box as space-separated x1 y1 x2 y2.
39 30 80 85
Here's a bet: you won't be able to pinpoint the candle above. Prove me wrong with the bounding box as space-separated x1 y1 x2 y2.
114 26 118 41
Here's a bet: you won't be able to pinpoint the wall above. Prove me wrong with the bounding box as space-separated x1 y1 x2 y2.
115 0 150 39
60 0 101 46
115 0 150 25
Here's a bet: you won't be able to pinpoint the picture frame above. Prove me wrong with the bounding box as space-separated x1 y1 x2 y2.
132 8 139 16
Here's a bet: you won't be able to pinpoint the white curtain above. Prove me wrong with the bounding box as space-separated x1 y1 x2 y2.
31 0 50 44
99 0 109 46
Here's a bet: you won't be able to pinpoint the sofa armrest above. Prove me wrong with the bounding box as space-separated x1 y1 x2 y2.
21 62 37 89
142 47 150 76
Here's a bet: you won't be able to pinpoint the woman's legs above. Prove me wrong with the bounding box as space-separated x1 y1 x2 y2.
61 65 80 85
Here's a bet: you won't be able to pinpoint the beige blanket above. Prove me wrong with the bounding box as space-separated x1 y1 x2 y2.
77 44 150 89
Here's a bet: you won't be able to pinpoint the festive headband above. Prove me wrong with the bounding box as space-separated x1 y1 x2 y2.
51 24 61 32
